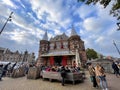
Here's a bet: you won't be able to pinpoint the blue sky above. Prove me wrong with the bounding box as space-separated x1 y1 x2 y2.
0 0 120 59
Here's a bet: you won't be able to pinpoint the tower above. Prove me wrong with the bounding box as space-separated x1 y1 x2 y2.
68 26 80 52
37 30 49 66
68 26 87 67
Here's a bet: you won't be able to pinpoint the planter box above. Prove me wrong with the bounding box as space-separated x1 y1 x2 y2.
41 71 84 84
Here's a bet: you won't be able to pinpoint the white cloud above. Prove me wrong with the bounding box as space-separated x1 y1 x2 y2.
10 29 27 43
0 4 13 18
83 17 103 32
12 12 44 39
74 4 97 19
4 28 38 45
30 0 62 21
54 29 63 35
17 0 26 9
1 0 17 9
30 0 72 29
27 12 39 24
95 36 104 44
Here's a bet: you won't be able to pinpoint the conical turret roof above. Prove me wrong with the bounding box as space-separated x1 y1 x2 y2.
42 30 48 41
70 25 77 36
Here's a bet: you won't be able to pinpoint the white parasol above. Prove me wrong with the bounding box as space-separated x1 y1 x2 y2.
75 49 81 67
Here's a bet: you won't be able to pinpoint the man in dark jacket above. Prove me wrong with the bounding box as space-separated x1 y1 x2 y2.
112 62 120 77
0 64 3 80
1 63 11 77
60 66 66 86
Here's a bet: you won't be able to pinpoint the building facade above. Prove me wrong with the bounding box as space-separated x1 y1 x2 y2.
0 47 35 63
37 28 87 67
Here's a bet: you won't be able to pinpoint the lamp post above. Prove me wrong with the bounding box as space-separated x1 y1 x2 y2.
0 12 13 35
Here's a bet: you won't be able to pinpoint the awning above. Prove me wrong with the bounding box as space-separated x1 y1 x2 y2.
41 51 75 57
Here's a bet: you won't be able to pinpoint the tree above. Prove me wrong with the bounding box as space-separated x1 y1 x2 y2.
78 0 120 30
86 48 98 60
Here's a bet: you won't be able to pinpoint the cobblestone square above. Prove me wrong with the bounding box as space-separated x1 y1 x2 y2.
0 71 120 90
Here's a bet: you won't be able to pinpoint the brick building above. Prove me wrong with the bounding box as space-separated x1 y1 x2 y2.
0 47 35 63
37 28 87 67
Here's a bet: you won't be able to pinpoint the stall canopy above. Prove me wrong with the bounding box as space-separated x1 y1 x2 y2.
41 51 75 57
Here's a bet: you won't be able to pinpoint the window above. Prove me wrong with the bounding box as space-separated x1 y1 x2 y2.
56 42 61 49
50 43 54 49
63 42 68 49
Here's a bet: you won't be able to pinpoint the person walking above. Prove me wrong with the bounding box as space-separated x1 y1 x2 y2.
88 63 98 88
0 64 3 81
112 61 120 77
1 63 11 77
0 63 11 80
60 66 66 86
95 64 108 90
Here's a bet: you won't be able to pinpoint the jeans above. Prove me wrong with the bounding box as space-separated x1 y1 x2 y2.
99 76 108 89
61 77 65 86
91 76 98 87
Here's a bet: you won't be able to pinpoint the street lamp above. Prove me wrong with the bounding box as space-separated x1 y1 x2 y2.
0 12 13 35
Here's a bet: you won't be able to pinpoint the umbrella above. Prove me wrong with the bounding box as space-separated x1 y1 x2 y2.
75 49 81 67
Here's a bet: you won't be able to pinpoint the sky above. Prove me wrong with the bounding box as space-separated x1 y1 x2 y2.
0 0 120 59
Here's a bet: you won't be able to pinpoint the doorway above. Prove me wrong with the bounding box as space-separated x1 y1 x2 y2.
54 56 62 66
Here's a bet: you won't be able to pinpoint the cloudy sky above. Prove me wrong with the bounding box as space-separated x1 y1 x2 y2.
0 0 120 59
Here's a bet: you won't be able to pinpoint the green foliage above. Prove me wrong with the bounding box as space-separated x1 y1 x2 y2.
86 48 98 60
78 0 120 30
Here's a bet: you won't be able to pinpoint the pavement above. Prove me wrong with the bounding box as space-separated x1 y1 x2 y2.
0 71 120 90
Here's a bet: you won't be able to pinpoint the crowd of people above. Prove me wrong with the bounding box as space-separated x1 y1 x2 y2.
40 64 82 86
0 62 30 81
40 65 81 73
88 63 108 90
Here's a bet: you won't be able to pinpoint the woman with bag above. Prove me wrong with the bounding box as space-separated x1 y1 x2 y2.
88 63 98 88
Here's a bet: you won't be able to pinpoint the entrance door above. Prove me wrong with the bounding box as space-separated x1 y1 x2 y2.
62 56 67 66
54 56 62 66
50 56 54 65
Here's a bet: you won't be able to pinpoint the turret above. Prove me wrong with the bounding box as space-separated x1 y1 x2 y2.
42 30 48 41
68 26 80 52
40 30 49 54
